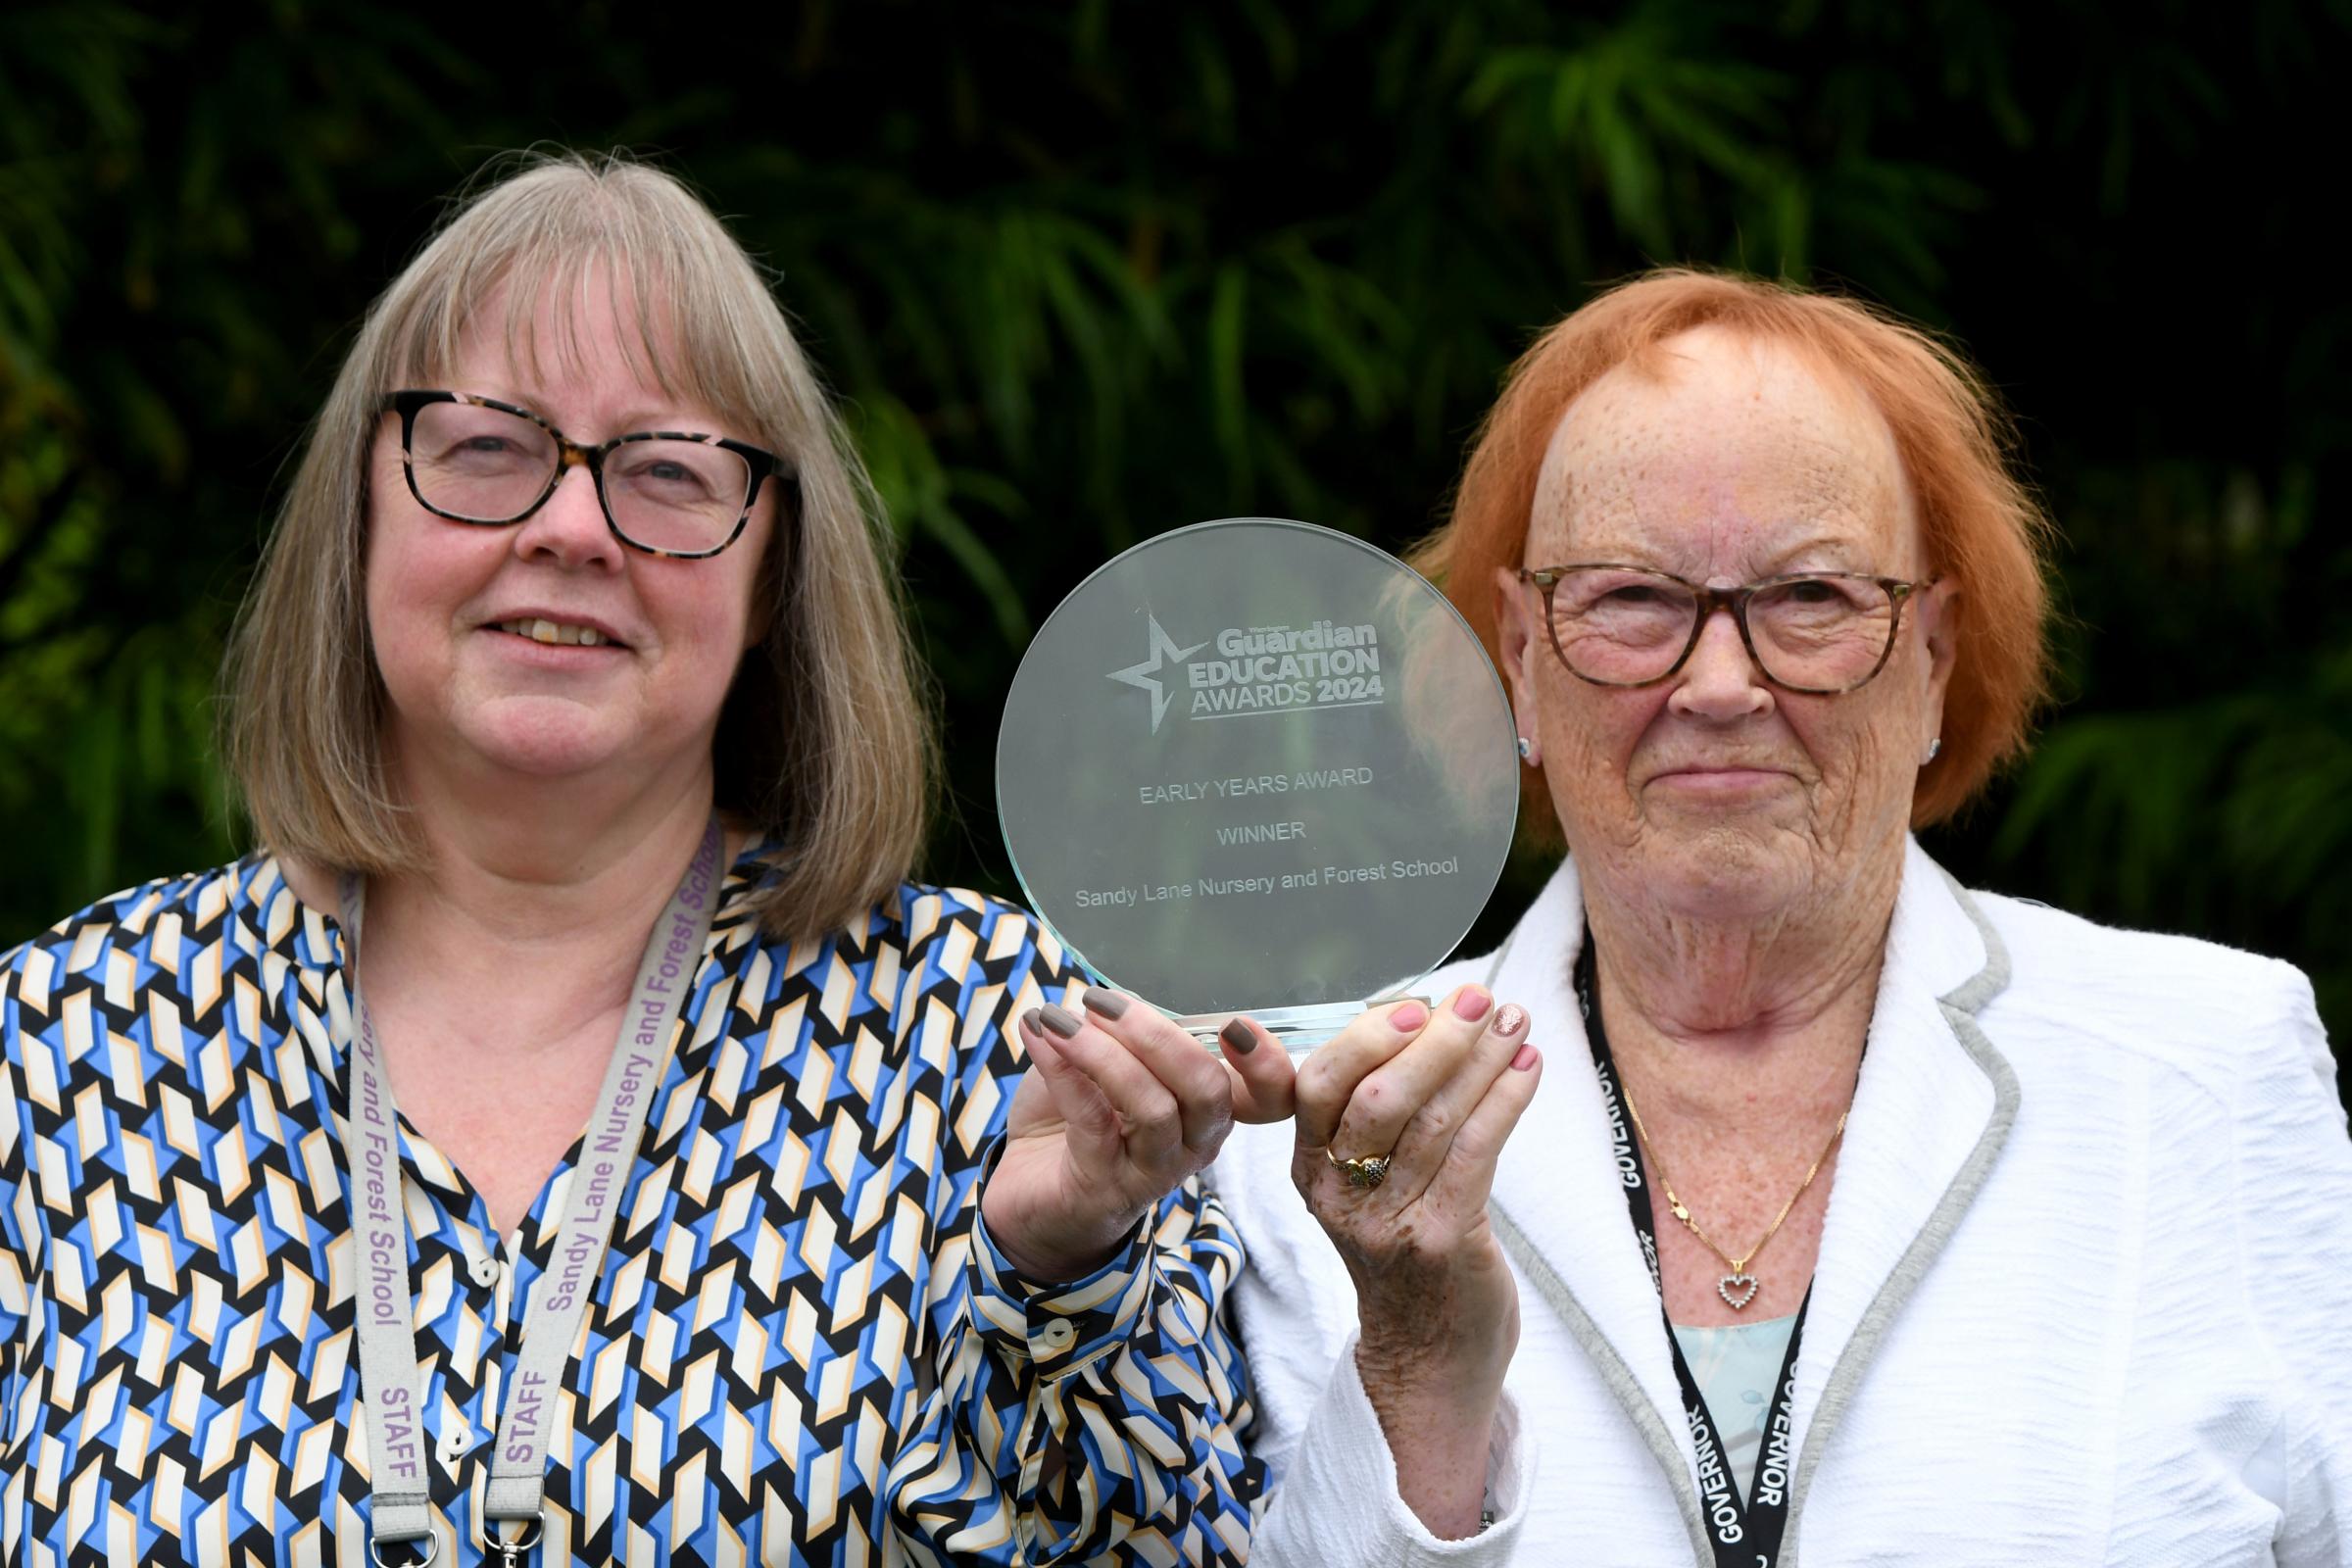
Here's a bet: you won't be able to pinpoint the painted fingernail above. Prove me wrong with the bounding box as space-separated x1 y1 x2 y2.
1038 1004 1084 1039
1454 988 1493 1022
1218 1018 1257 1055
1512 1043 1540 1071
1494 1003 1528 1037
1081 987 1131 1020
1021 1007 1046 1038
1390 1001 1429 1032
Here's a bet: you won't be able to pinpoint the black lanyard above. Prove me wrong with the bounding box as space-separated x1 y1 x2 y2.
1577 942 1806 1568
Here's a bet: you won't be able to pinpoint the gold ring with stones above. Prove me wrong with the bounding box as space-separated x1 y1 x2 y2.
1325 1148 1393 1190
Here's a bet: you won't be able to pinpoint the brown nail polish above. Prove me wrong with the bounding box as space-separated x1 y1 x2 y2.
1494 1003 1528 1037
1021 1007 1045 1038
1218 1018 1257 1055
1038 1003 1084 1039
1081 987 1131 1020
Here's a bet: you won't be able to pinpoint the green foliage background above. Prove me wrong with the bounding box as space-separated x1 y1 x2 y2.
4 2 2346 1088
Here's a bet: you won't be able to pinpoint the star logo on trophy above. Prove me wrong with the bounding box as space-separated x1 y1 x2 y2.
1106 614 1207 733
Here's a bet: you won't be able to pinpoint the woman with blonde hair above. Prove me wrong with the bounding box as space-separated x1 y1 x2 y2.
1215 270 2352 1564
0 153 1291 1566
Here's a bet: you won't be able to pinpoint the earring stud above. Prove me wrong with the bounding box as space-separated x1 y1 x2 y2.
1517 735 1534 760
1924 736 1941 764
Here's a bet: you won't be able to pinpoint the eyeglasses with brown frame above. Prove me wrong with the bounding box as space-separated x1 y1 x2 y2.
1517 564 1937 695
381 390 794 561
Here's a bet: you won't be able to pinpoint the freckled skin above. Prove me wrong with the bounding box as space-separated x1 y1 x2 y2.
1521 329 1941 931
1492 326 1960 1324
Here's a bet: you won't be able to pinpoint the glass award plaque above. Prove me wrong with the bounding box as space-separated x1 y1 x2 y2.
997 517 1519 1052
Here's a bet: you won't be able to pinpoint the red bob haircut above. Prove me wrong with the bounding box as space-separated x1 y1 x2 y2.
1413 268 2055 835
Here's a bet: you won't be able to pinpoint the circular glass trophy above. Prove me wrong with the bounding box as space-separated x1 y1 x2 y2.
997 517 1519 1053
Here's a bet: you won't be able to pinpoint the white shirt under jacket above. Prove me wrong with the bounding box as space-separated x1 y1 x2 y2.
1212 839 2352 1565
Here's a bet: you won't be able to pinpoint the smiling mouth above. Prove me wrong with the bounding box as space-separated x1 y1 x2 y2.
492 618 616 648
1650 766 1789 789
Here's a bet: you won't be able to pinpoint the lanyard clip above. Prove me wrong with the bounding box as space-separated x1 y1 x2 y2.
480 1512 544 1568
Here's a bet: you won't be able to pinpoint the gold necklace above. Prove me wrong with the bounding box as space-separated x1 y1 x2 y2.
1620 1084 1848 1311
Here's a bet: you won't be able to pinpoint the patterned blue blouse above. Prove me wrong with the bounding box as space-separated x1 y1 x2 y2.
0 847 1266 1565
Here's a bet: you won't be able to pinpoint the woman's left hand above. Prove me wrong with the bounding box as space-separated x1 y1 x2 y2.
983 987 1297 1282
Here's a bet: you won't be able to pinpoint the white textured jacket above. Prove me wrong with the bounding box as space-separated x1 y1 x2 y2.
1213 841 2352 1565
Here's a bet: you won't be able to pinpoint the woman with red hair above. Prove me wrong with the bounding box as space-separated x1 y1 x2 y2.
1214 270 2352 1564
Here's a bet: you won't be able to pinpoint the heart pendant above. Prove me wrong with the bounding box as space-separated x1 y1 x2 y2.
1718 1272 1760 1310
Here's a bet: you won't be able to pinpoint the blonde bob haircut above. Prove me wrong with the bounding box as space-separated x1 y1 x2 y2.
1415 268 2055 839
222 151 935 938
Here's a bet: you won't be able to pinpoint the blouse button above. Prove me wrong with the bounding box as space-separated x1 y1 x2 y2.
440 1428 471 1461
1038 1317 1077 1353
469 1255 502 1288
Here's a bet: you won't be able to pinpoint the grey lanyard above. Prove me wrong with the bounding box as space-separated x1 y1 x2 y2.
338 820 723 1567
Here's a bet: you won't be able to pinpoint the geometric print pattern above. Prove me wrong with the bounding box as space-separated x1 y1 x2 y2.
0 849 1268 1565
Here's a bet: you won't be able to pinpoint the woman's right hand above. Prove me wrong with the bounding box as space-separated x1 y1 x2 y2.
1272 985 1540 1537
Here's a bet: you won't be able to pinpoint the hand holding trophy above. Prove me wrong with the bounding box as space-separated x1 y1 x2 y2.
982 516 1521 1285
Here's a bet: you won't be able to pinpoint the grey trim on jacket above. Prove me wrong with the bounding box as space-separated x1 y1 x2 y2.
1485 870 2022 1567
